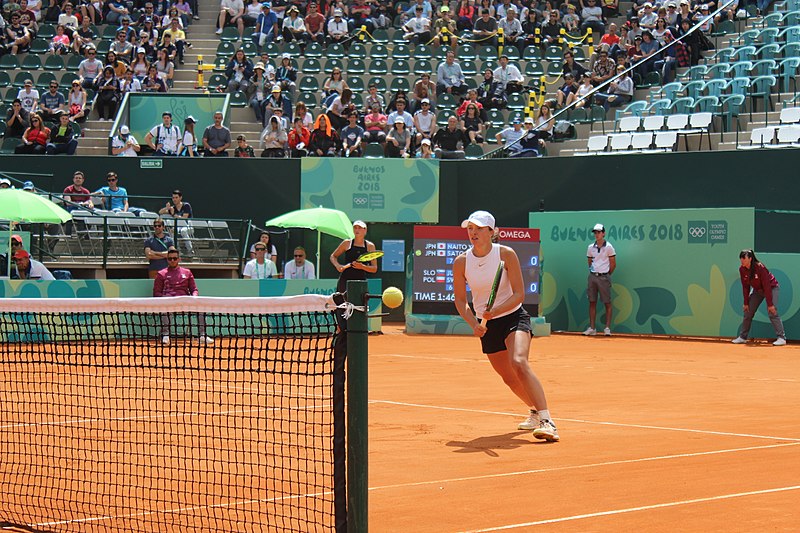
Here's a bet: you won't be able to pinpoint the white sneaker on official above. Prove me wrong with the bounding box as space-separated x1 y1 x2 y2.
517 410 540 431
215 28 223 35
198 335 215 345
162 335 170 345
731 337 747 344
604 327 611 336
773 337 786 346
583 328 597 336
533 419 560 442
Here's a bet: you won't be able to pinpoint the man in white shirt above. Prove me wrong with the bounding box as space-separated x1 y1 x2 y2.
216 0 245 38
493 54 524 94
584 223 617 336
17 80 39 113
78 46 103 89
12 250 55 280
326 9 348 46
144 111 181 156
112 125 141 156
283 246 316 279
402 5 431 44
243 243 278 279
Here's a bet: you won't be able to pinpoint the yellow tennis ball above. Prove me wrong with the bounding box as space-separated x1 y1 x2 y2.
382 287 404 309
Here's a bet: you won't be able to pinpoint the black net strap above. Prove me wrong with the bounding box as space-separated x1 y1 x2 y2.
0 305 341 533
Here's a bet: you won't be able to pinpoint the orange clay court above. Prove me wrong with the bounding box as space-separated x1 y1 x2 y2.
367 327 800 533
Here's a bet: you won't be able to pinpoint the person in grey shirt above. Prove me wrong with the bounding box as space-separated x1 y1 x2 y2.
436 51 468 97
593 65 633 111
202 111 232 156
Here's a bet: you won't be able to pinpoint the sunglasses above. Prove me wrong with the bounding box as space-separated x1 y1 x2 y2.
294 254 304 258
107 178 117 182
154 223 163 227
255 247 267 251
167 257 179 261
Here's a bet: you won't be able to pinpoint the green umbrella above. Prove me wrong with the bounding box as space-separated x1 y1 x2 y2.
265 207 355 272
0 188 72 277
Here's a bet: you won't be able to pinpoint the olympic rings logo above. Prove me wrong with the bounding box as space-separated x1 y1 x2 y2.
688 227 706 238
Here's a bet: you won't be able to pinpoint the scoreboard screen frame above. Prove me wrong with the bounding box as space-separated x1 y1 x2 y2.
412 226 540 316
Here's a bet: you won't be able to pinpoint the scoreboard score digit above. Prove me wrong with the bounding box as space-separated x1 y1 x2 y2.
412 226 541 316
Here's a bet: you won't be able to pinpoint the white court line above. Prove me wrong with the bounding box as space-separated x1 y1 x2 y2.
370 400 800 442
368 442 800 492
0 402 332 430
647 370 799 383
37 489 335 527
459 484 800 532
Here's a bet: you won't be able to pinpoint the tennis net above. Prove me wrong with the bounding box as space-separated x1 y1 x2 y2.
0 295 346 533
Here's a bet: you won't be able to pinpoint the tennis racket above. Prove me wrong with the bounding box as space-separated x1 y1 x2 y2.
480 260 505 327
342 251 384 269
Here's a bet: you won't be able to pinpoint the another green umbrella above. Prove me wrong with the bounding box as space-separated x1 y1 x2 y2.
0 188 72 277
265 207 355 272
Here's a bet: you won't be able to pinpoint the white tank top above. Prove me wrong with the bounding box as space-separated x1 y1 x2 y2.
465 243 518 320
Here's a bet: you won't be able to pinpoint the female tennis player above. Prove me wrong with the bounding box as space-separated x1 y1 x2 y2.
330 220 378 294
453 211 559 441
732 249 787 346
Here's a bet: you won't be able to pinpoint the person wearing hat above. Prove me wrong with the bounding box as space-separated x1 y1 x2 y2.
22 181 35 191
16 79 39 115
234 134 257 157
45 112 79 155
261 113 288 157
0 178 12 189
402 3 431 44
432 4 457 49
287 116 310 157
418 136 435 158
202 111 232 157
247 62 271 124
638 2 657 29
111 124 141 157
584 223 616 336
144 111 181 156
330 220 378 294
217 0 245 39
63 171 94 210
253 2 279 47
308 114 339 157
510 115 545 158
1 235 25 278
453 210 560 442
412 97 436 145
326 8 349 47
281 5 308 42
12 250 55 281
385 116 412 158
495 117 524 151
274 53 298 97
262 84 291 128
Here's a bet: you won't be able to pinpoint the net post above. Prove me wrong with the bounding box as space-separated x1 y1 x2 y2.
346 280 369 533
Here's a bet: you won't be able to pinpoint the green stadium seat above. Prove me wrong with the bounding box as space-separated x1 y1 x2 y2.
22 55 43 71
0 55 20 70
363 143 384 158
0 71 10 88
390 59 410 75
392 43 411 59
438 93 457 110
301 57 321 73
0 137 22 154
326 43 346 58
284 42 303 56
371 44 389 59
370 28 389 43
349 43 367 58
44 55 66 71
0 120 6 138
348 58 366 75
351 92 363 108
241 41 258 58
461 59 477 76
413 44 432 59
347 76 365 92
37 24 56 39
29 38 50 55
503 47 520 60
36 72 57 90
389 77 410 93
546 61 563 77
459 44 476 60
305 42 323 57
66 54 83 71
216 41 235 57
506 93 527 110
544 45 563 61
13 72 34 88
298 91 318 110
525 61 544 77
477 46 496 61
367 76 387 92
414 58 433 75
213 56 228 71
95 40 111 55
262 42 281 56
368 59 388 75
230 90 248 107
323 58 344 73
4 87 18 104
208 74 227 90
522 46 541 61
299 75 320 92
220 27 239 42
465 143 484 158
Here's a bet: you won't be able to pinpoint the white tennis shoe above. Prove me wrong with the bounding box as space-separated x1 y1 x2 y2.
198 335 215 345
731 337 747 344
161 335 170 345
533 419 560 442
583 328 597 336
604 327 612 336
517 411 540 431
773 337 786 346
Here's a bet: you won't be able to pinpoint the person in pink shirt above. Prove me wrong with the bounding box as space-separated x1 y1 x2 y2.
153 247 213 345
732 249 786 346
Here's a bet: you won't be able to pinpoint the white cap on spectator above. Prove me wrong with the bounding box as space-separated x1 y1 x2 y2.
0 178 11 186
120 125 130 134
421 97 430 104
353 220 367 228
592 223 605 232
394 116 405 124
524 117 534 124
334 8 343 16
461 210 495 229
421 138 431 145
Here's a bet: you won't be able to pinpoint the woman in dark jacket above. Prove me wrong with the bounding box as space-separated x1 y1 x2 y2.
477 68 505 109
732 249 787 346
225 49 254 93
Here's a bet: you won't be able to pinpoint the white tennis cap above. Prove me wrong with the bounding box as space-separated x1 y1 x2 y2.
461 210 495 229
353 220 367 228
592 223 605 232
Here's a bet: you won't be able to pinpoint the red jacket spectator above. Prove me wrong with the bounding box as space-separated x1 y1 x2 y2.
740 262 779 307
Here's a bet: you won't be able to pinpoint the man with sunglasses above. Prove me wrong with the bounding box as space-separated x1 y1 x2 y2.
284 246 315 279
39 81 66 122
153 247 213 345
94 171 129 212
144 217 175 278
78 45 103 89
243 243 278 279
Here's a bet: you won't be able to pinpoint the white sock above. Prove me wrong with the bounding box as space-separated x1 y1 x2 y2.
538 409 552 422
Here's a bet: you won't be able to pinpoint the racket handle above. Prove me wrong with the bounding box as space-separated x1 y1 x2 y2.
480 317 488 327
